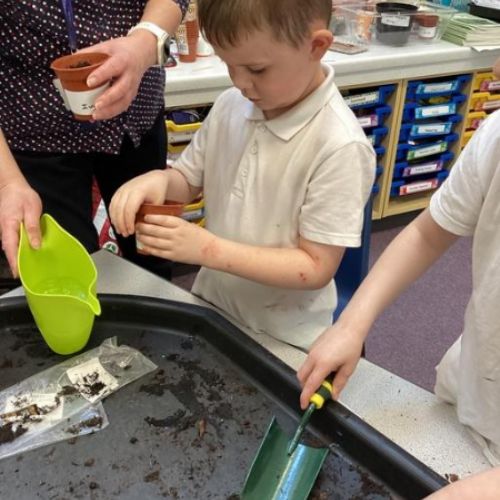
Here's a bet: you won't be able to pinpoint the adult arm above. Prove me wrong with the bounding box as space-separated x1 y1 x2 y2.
81 0 186 121
297 209 459 407
0 130 42 277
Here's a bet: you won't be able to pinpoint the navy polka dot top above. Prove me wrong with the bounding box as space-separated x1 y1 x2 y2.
0 0 189 154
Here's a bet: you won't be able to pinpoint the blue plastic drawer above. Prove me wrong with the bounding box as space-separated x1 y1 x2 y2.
344 85 396 110
375 165 383 178
391 171 449 197
393 152 454 179
402 95 466 122
406 75 471 100
366 127 388 147
396 133 458 162
399 115 462 141
374 145 386 158
356 106 392 129
372 183 380 195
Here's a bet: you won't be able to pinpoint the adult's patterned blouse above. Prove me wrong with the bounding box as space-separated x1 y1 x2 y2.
0 0 189 154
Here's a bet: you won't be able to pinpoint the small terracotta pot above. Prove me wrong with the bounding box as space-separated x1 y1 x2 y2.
176 20 199 63
135 202 185 254
50 52 110 121
416 14 439 40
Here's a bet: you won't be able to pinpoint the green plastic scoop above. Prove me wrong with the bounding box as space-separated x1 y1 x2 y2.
18 213 101 355
241 381 333 500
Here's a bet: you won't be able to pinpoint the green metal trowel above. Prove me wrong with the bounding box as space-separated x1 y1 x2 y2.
241 380 334 500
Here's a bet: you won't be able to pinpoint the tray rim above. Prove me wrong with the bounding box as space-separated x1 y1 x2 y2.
0 293 448 497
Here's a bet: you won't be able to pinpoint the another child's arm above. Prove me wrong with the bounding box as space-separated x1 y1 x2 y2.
135 216 346 289
297 209 459 408
424 467 500 500
109 168 201 237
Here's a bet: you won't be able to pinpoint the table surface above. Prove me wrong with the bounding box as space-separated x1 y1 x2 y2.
1 250 491 479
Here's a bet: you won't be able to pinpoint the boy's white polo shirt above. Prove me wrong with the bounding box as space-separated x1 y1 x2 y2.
430 109 500 464
174 64 375 349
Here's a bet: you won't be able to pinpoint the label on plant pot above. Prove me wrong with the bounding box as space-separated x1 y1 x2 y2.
64 83 110 116
381 14 411 27
418 25 437 39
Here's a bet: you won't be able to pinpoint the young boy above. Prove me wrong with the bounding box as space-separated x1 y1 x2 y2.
298 106 500 464
110 0 375 349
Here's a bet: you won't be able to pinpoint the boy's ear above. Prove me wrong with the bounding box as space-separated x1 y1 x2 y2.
310 29 334 60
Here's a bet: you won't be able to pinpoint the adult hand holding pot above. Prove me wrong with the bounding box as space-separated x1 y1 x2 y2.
77 33 158 121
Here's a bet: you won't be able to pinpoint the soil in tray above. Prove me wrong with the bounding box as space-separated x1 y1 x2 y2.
0 324 400 499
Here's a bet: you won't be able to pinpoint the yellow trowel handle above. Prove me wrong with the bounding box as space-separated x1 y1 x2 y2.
309 380 333 410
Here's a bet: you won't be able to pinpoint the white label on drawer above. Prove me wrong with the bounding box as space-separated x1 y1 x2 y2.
488 81 500 91
400 179 438 195
357 115 377 128
344 91 379 107
406 160 443 176
408 142 447 160
419 103 454 118
381 14 410 27
415 123 448 135
419 82 453 94
482 100 500 111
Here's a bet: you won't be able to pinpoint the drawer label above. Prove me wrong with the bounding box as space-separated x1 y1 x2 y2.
408 141 447 160
418 103 455 118
400 179 439 195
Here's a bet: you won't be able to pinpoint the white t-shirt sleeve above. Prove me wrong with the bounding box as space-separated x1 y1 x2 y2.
300 141 375 247
429 114 496 237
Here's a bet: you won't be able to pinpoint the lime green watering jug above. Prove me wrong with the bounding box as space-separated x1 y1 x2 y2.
18 214 101 355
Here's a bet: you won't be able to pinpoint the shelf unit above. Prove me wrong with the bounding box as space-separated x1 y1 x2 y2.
165 44 500 220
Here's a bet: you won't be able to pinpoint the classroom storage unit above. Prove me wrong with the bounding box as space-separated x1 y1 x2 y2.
462 70 500 148
341 84 396 218
383 73 470 217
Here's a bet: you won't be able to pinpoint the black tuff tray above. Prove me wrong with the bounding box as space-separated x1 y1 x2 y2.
0 295 447 499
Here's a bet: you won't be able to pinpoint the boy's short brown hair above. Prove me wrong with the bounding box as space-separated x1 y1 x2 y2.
198 0 332 49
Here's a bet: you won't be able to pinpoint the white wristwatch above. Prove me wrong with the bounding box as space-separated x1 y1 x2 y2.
128 21 170 66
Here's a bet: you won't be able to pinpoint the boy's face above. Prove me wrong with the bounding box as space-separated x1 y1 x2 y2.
214 26 332 120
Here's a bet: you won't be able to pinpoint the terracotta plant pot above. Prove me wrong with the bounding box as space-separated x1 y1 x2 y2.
50 52 110 121
135 202 185 254
416 13 439 41
176 20 199 63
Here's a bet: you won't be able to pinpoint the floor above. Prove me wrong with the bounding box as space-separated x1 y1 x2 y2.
0 211 472 393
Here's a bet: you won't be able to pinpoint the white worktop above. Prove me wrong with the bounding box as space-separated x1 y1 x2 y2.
165 40 500 107
3 250 489 480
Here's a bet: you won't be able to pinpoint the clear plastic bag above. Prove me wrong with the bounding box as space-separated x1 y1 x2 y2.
0 337 157 460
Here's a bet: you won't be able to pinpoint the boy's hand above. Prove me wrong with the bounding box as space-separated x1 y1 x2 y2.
109 169 169 237
297 323 364 409
136 215 218 266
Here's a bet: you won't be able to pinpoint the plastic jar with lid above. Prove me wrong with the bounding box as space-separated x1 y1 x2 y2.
416 14 439 41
